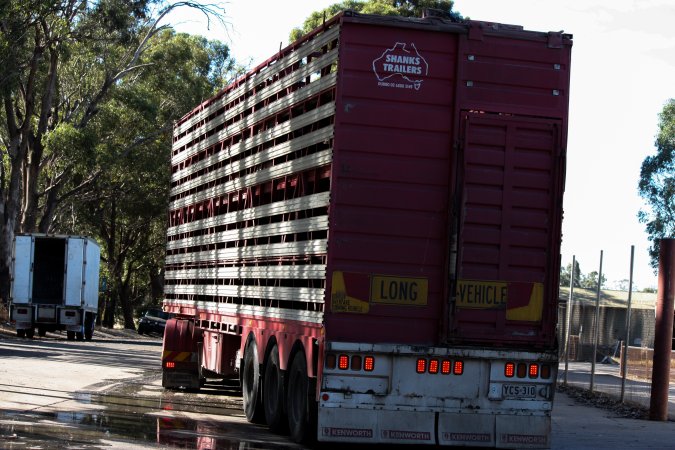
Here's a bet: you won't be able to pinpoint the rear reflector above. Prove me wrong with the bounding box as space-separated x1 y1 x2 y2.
541 364 551 379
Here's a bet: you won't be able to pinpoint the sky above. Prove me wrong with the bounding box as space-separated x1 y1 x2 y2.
168 0 675 291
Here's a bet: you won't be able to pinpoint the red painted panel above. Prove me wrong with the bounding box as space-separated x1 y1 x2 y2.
324 20 458 345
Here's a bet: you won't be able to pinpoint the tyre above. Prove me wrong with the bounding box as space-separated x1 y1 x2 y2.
67 330 75 340
263 344 286 433
16 329 25 338
242 339 264 423
84 313 94 341
76 331 84 341
286 352 315 443
25 328 35 339
137 325 144 335
38 327 46 337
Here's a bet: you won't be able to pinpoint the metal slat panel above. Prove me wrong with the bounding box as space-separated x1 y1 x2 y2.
169 150 332 209
164 284 324 303
172 73 337 166
165 299 324 324
165 240 328 265
168 192 330 236
164 264 326 280
172 124 334 183
171 127 334 196
173 26 339 138
173 48 338 150
166 216 329 251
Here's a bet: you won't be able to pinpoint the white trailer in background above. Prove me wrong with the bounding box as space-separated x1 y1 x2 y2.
10 234 101 340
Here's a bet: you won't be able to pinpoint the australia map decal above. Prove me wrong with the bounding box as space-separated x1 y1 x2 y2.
372 42 429 91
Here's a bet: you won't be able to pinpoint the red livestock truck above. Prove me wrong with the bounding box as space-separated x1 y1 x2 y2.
161 10 572 448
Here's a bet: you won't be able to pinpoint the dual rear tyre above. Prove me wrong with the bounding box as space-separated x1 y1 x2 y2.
242 339 315 443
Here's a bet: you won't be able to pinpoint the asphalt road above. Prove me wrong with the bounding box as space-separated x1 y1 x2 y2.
0 326 302 449
1 325 673 449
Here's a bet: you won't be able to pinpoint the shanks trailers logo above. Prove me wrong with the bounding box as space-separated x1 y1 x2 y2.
372 43 429 90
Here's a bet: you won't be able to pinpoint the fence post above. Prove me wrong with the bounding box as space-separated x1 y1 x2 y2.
620 245 634 403
650 239 675 421
590 250 603 392
564 255 575 385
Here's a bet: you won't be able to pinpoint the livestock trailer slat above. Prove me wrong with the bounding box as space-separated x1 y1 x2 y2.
172 25 340 139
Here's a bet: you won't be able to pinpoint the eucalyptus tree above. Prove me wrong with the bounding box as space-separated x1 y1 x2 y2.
289 0 462 42
638 99 675 268
0 1 236 327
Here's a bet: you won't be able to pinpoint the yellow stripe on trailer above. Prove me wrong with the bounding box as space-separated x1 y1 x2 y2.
162 351 195 362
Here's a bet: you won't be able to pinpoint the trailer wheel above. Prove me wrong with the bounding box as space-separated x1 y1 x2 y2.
287 352 314 443
67 331 75 341
263 344 286 433
242 339 264 423
84 314 94 341
16 329 25 338
38 327 46 337
25 328 35 339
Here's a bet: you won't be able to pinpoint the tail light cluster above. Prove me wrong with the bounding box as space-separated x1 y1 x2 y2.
416 358 464 375
325 353 375 372
504 362 552 379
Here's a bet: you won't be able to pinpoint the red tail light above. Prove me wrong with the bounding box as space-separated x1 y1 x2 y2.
541 364 551 379
364 356 375 371
325 353 336 369
165 361 175 369
529 364 539 378
416 358 426 374
517 363 527 378
429 359 439 374
441 360 452 375
338 355 349 370
453 360 464 375
505 362 515 377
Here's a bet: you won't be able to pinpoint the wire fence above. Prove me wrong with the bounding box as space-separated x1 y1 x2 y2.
557 284 675 414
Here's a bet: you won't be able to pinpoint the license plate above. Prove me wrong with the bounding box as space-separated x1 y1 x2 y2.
502 384 536 399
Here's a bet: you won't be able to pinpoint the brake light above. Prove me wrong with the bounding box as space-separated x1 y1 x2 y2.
429 359 439 374
441 360 452 375
453 360 464 375
338 355 349 370
529 364 539 378
364 356 375 371
416 358 426 374
165 361 175 369
505 362 515 378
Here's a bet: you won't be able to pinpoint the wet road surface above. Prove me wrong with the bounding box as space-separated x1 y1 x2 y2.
0 327 304 449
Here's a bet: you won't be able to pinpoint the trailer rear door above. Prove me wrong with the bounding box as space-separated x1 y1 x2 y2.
65 237 85 307
450 111 564 346
11 235 34 304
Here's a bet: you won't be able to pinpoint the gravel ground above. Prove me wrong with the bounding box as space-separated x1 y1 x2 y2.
557 383 649 419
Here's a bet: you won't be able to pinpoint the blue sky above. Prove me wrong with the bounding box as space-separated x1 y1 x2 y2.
169 0 675 290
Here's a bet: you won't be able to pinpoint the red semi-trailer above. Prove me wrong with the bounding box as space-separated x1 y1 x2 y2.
161 11 572 448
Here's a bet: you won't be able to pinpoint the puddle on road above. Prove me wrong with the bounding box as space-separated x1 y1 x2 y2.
0 380 302 450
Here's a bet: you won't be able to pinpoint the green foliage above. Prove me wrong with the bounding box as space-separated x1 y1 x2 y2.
559 260 582 288
638 99 675 268
289 0 462 42
0 0 237 326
